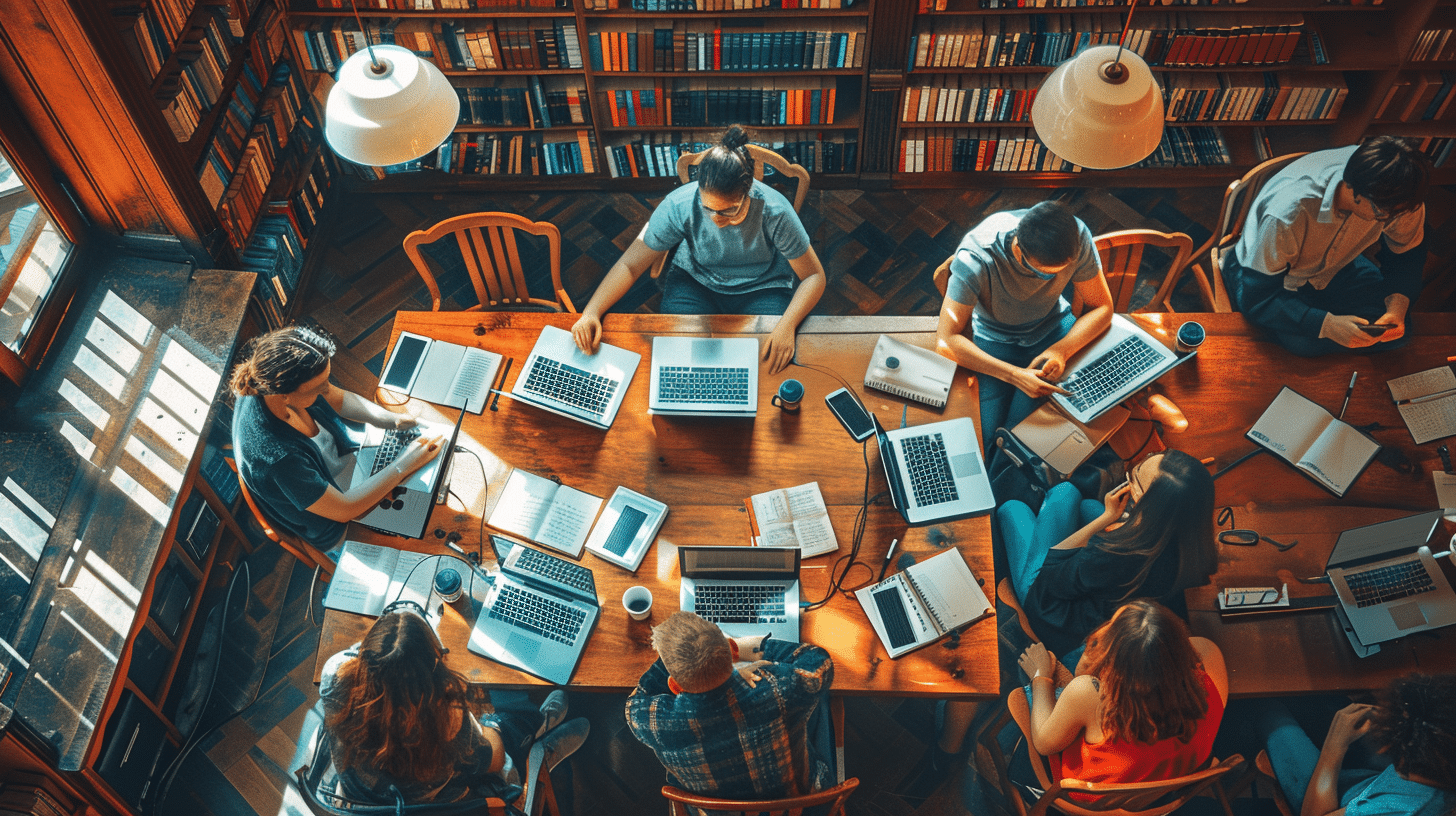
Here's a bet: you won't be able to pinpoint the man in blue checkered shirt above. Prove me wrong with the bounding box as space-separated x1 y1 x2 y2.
625 611 835 801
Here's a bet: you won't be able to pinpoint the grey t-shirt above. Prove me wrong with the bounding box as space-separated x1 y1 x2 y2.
643 179 812 295
945 209 1101 346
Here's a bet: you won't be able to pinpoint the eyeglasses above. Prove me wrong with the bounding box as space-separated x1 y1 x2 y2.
1215 507 1298 551
1356 195 1404 223
700 193 748 218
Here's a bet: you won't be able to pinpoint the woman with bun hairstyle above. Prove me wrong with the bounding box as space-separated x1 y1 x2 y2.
229 326 446 550
572 124 826 373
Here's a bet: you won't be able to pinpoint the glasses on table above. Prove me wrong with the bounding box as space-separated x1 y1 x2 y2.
1216 507 1298 551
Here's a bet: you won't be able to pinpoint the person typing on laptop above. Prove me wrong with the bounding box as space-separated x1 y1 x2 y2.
570 125 826 374
230 326 447 552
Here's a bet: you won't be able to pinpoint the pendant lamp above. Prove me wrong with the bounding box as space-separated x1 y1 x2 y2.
1030 1 1164 170
324 4 459 167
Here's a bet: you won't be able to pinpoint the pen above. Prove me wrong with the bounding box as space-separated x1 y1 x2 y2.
491 357 514 411
878 538 899 581
1440 444 1453 474
1338 371 1357 420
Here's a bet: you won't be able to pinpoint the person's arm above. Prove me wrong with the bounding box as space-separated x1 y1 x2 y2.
1050 483 1131 550
625 660 673 750
325 384 416 430
762 247 826 374
1368 236 1428 343
1239 213 1379 348
935 288 1069 399
1301 703 1376 816
1032 274 1113 381
1019 643 1098 755
302 431 446 522
572 239 666 353
1189 637 1228 705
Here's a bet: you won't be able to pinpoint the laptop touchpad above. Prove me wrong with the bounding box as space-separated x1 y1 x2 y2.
1389 602 1428 630
951 452 982 477
507 631 542 659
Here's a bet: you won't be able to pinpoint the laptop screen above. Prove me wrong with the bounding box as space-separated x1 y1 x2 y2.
680 546 799 579
871 415 905 513
1328 510 1443 569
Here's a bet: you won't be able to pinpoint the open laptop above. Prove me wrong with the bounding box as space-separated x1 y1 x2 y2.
379 331 502 414
348 409 465 539
679 546 801 641
1052 314 1195 423
510 325 641 429
467 535 600 684
1326 510 1456 652
648 336 759 417
872 415 995 525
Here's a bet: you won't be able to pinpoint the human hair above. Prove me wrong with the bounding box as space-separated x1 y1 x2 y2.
696 125 755 199
228 325 336 398
1080 600 1209 745
1098 449 1216 600
651 611 733 693
1343 136 1431 215
326 610 475 784
1369 673 1456 788
1014 201 1082 267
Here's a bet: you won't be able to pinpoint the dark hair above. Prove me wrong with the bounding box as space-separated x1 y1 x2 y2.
1080 600 1209 745
228 326 336 397
1343 136 1431 215
1098 449 1217 599
696 124 755 198
1015 201 1082 267
1370 673 1456 788
326 610 476 785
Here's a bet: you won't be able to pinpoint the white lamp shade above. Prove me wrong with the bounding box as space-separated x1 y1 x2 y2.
325 44 460 166
1030 44 1164 170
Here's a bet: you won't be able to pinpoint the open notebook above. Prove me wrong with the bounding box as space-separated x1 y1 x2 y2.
855 548 991 658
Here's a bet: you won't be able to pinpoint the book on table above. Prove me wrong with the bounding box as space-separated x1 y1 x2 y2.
324 541 453 616
1246 386 1381 498
1386 366 1456 445
745 481 839 558
854 548 992 659
487 468 604 557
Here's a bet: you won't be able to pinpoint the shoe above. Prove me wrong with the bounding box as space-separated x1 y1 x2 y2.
534 690 568 739
535 717 589 773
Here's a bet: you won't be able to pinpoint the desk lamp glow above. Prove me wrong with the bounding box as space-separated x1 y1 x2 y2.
324 0 459 167
1030 0 1164 170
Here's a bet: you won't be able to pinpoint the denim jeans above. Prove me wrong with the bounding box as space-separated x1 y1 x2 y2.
660 265 795 315
973 311 1077 449
1251 697 1384 815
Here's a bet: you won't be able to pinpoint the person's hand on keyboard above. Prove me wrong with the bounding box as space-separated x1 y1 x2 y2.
391 413 421 431
735 660 772 688
1009 365 1070 399
571 312 603 354
394 428 449 478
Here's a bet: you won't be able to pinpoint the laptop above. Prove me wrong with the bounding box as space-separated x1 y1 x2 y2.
1009 400 1131 478
348 409 465 539
648 336 760 417
872 415 995 525
510 325 641 430
379 331 502 414
1052 314 1196 423
1326 510 1456 651
467 535 600 684
679 546 801 641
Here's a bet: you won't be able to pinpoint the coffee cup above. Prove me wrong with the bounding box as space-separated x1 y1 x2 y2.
623 585 653 621
434 568 463 604
1176 321 1205 353
770 378 804 413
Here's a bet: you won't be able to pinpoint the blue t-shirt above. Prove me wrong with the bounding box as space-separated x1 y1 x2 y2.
1342 766 1450 816
643 179 811 295
233 394 358 548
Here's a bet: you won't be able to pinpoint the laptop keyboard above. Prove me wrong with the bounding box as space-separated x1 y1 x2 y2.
657 366 751 405
368 427 421 476
901 433 960 507
694 584 788 624
487 584 587 644
602 506 648 556
1346 560 1435 608
872 586 916 649
520 357 619 418
1062 335 1162 412
512 547 594 595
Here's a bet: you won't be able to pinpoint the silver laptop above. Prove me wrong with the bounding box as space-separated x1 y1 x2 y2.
1052 314 1195 423
467 535 600 684
379 331 502 414
1326 510 1456 651
348 409 464 539
679 546 801 641
510 325 640 429
649 336 760 417
872 415 995 525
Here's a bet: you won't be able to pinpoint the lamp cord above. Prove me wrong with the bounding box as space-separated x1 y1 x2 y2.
347 0 382 71
1111 0 1140 75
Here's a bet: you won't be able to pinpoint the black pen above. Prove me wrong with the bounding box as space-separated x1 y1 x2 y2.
878 538 899 581
1440 444 1452 474
490 357 514 411
1338 371 1357 420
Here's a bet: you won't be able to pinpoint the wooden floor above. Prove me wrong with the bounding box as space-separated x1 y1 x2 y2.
167 181 1455 816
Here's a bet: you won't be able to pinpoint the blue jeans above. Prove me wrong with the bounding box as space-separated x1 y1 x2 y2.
974 311 1077 448
1251 697 1385 815
660 265 795 315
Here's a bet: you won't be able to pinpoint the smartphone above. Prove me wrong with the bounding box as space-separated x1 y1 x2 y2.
825 388 876 442
1358 323 1392 336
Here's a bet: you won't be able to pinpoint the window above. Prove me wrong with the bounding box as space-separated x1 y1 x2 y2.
0 147 74 355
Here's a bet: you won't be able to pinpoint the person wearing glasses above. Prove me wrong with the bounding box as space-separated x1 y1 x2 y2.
933 201 1114 444
1226 136 1431 357
570 125 825 373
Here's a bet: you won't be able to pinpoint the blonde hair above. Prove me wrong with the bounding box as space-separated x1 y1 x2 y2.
652 611 732 693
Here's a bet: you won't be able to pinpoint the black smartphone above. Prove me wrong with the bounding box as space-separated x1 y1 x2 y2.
1358 323 1392 336
825 388 876 442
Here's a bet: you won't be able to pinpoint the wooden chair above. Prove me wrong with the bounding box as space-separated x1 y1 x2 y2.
1073 230 1197 314
661 778 859 816
1189 153 1308 313
402 212 576 312
1252 750 1295 816
236 470 336 578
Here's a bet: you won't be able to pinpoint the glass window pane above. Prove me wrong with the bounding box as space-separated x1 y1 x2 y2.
0 148 74 353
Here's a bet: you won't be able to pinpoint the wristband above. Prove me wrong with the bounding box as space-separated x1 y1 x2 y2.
1031 673 1054 685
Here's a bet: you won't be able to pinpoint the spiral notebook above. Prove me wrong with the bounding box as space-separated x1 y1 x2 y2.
854 548 991 659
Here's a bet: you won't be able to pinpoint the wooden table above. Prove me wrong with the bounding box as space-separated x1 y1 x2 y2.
317 313 999 698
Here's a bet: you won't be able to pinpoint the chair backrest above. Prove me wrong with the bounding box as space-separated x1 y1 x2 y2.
235 469 335 578
1199 153 1308 311
661 778 860 816
402 212 575 313
675 143 810 212
1073 230 1196 314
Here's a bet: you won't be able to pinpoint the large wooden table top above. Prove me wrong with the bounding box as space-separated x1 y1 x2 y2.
317 313 1000 697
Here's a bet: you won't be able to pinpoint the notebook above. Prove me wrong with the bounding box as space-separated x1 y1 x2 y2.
1247 386 1380 498
510 325 641 430
583 486 668 572
1052 314 1194 423
648 336 760 417
467 535 600 684
379 331 503 414
1325 510 1456 653
872 415 995 525
348 409 465 539
679 546 801 641
1386 366 1456 445
855 548 992 658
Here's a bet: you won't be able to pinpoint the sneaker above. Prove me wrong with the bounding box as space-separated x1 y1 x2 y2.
534 717 589 773
534 690 569 740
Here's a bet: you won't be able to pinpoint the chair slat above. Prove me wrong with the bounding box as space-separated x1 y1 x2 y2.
401 212 574 312
456 229 496 308
498 225 531 304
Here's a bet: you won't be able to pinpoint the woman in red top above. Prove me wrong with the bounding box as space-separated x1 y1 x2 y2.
1017 599 1229 789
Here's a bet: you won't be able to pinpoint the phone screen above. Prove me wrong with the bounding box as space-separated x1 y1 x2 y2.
826 389 875 440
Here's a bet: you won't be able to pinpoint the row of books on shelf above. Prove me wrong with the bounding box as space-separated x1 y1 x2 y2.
604 132 857 176
1161 71 1347 121
292 18 582 74
143 0 260 49
242 203 307 328
1412 136 1456 168
899 130 1077 172
583 0 856 9
309 0 568 8
454 78 592 128
1137 126 1231 166
601 80 842 126
1410 29 1456 62
904 75 1040 122
910 13 1314 70
212 100 322 249
345 130 600 177
200 62 311 207
1375 72 1456 123
587 23 864 72
957 0 1379 8
156 5 290 142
